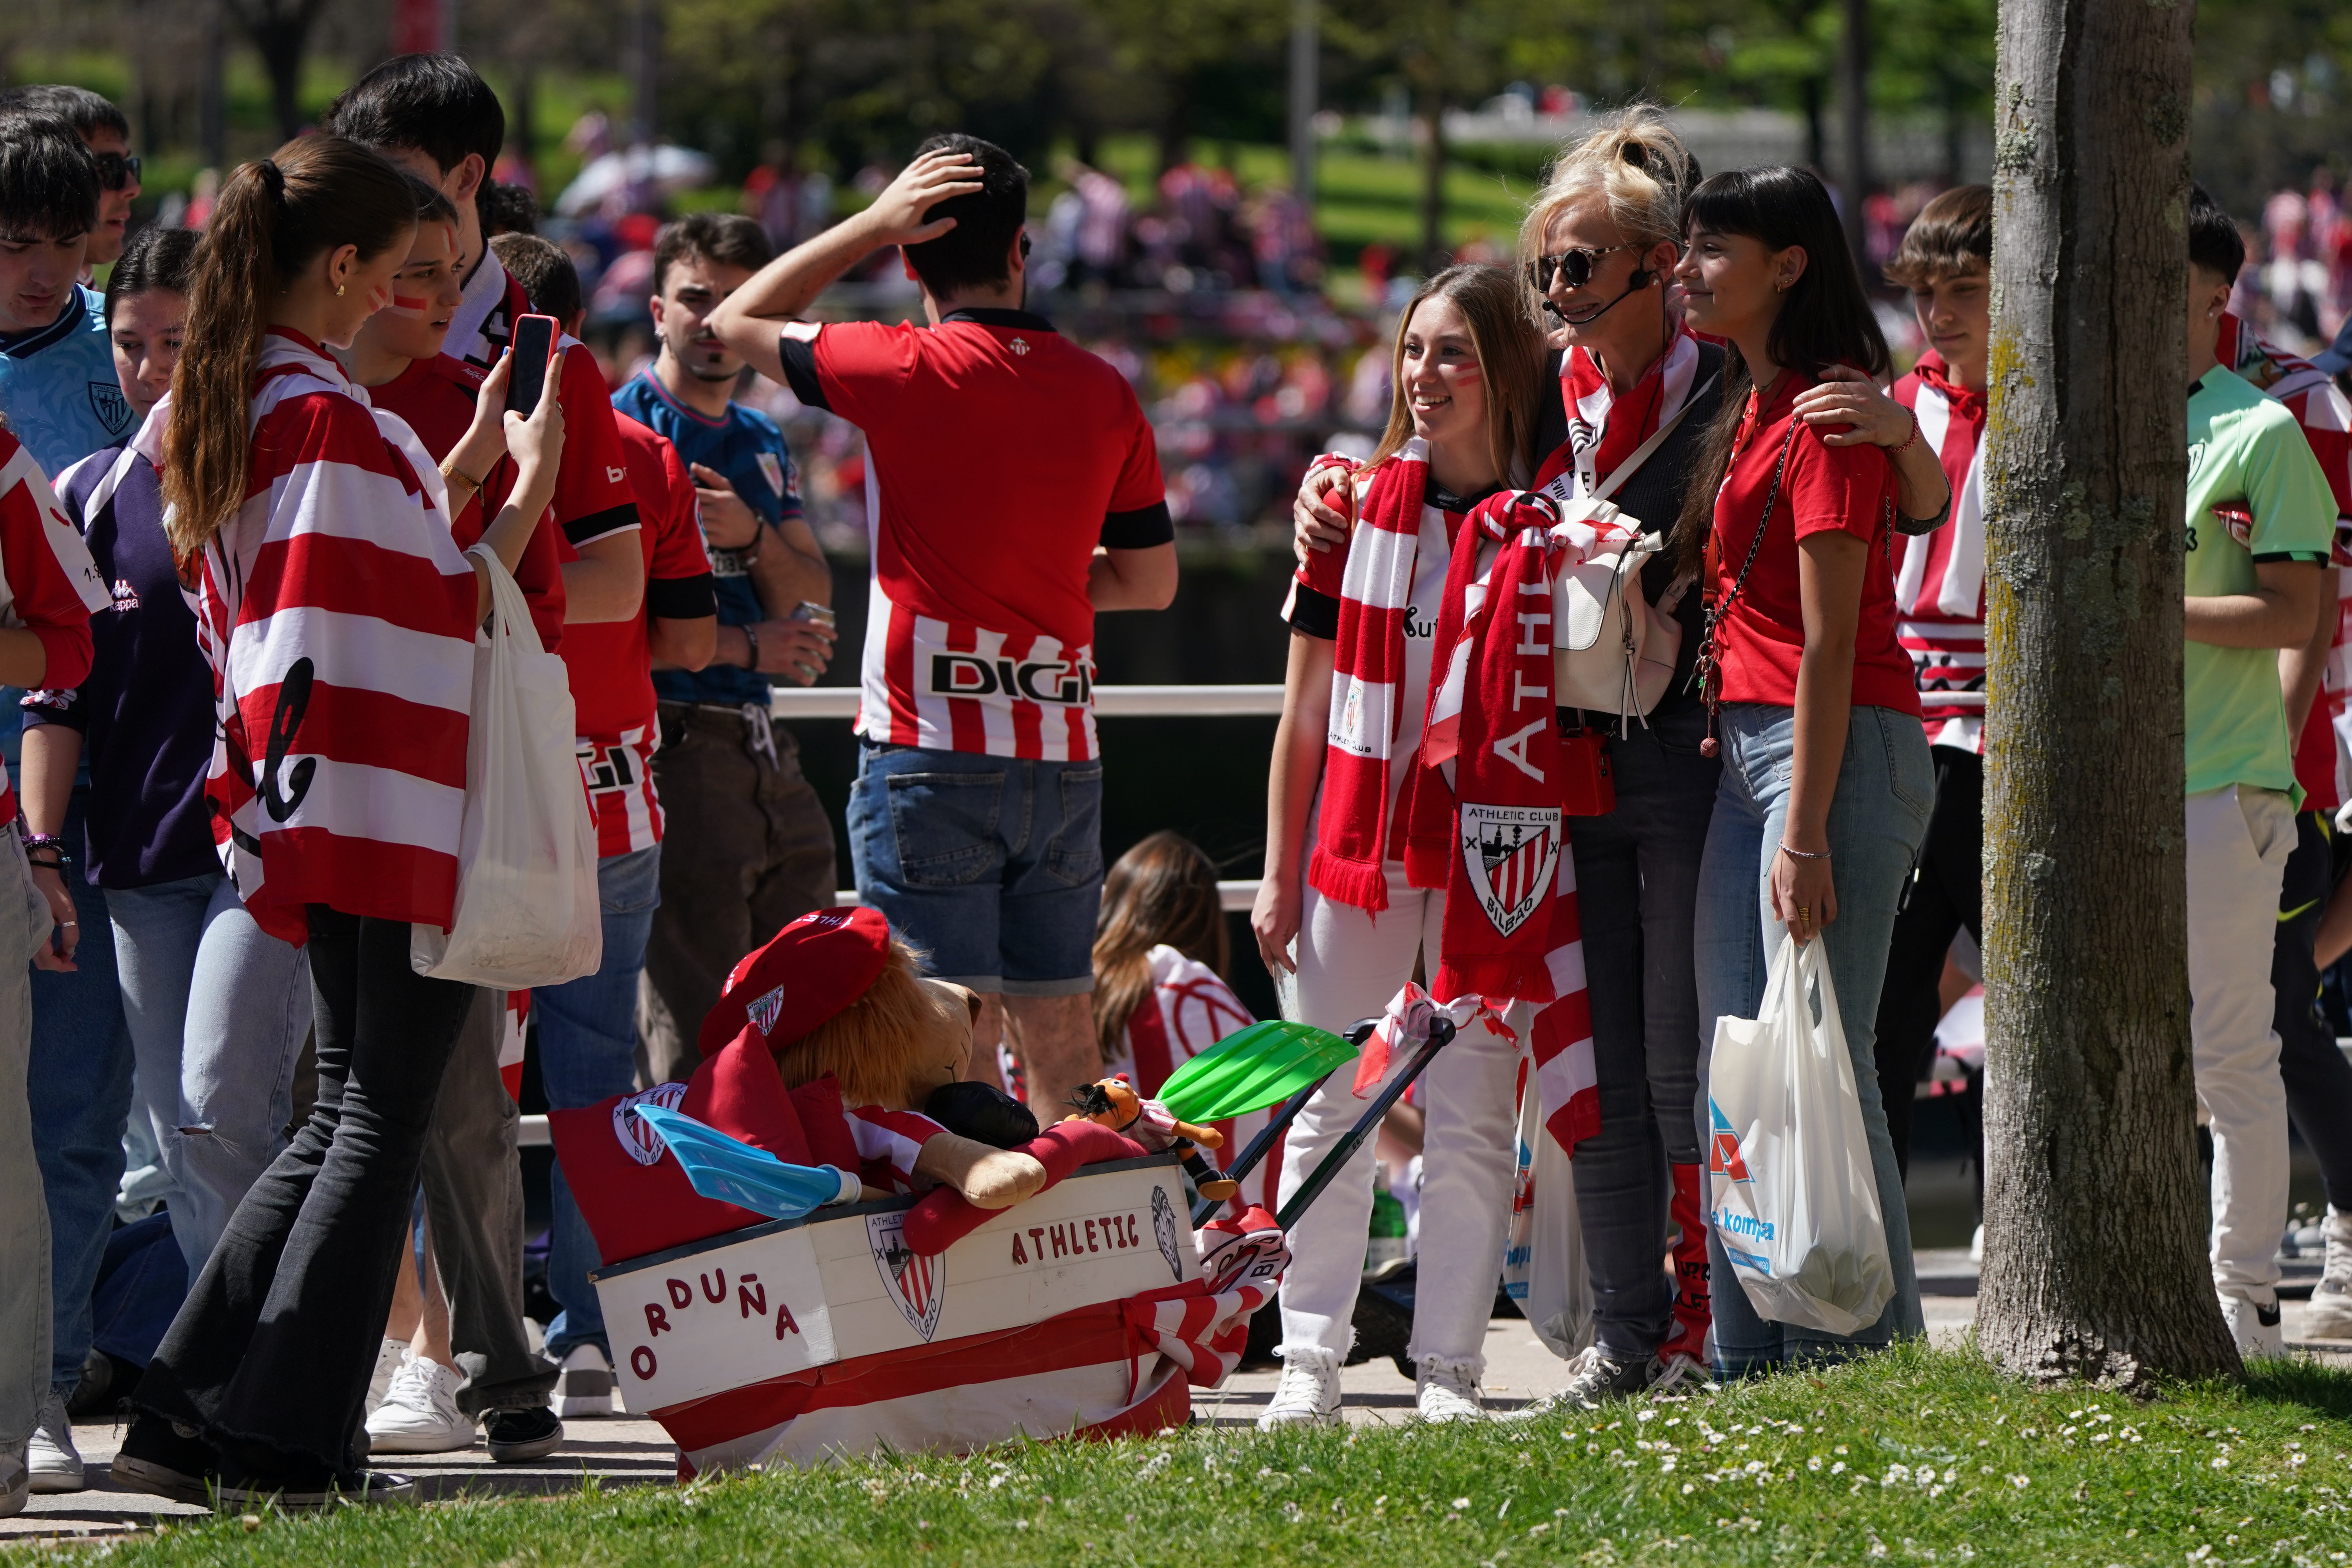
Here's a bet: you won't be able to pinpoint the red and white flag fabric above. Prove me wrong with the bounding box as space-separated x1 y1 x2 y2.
157 330 479 946
660 1206 1289 1475
1110 945 1277 1212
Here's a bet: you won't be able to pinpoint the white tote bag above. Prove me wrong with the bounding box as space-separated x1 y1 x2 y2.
1706 934 1893 1336
1499 1064 1595 1359
412 546 603 988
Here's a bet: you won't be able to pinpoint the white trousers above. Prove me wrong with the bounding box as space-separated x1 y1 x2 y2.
1271 859 1526 1368
2185 784 2296 1298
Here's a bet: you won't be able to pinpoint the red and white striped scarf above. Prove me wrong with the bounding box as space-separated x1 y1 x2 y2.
1304 441 1435 913
1393 492 1627 1154
160 330 481 946
1532 330 1706 499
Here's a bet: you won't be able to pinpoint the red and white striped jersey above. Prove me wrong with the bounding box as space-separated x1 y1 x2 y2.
0 430 104 822
775 312 1169 762
170 330 481 946
578 725 662 857
2218 313 2352 808
1105 945 1277 1213
1889 354 1989 753
843 1104 946 1192
499 991 528 1100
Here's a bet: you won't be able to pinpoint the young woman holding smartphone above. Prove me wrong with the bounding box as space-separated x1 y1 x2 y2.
111 135 563 1509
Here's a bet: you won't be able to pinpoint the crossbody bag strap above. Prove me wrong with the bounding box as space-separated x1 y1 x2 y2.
1590 373 1720 503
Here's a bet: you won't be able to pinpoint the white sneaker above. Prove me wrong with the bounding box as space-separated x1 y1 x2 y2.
1257 1345 1343 1430
2305 1207 2352 1341
27 1386 83 1492
1414 1354 1486 1423
2219 1288 2285 1359
364 1354 475 1454
1646 1350 1716 1398
554 1343 614 1419
365 1336 408 1416
1 1444 26 1519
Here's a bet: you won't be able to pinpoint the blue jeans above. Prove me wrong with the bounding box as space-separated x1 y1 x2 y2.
108 871 313 1278
1693 702 1933 1374
28 788 133 1389
1567 697 1720 1361
848 742 1104 995
541 846 661 1360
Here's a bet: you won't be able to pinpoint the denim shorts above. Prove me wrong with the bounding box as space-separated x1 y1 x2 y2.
846 741 1104 995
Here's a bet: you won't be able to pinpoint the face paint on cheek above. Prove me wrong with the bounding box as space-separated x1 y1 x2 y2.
384 288 433 318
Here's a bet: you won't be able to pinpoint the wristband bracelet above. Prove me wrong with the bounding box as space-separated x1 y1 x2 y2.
741 623 760 671
1777 841 1831 861
439 453 486 490
1892 407 1922 456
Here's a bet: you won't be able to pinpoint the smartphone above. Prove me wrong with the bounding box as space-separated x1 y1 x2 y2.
505 313 559 417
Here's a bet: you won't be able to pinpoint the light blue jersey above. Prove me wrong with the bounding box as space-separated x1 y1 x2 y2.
0 286 133 479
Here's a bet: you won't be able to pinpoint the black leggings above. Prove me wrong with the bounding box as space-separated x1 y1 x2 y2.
2275 810 2352 1210
1872 747 1982 1180
134 907 475 1470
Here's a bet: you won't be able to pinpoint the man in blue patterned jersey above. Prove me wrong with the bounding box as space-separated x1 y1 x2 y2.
0 112 127 479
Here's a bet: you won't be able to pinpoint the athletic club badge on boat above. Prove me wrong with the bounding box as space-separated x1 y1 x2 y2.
1459 803 1561 938
868 1211 945 1341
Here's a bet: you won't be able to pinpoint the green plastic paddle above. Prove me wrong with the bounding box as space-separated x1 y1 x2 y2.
1156 1019 1359 1125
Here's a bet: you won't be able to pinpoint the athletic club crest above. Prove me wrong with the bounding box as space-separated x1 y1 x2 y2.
611 1081 690 1166
1458 803 1561 937
1151 1188 1183 1281
745 984 786 1037
868 1212 945 1341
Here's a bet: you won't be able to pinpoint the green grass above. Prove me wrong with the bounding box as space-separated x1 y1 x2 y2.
54 1344 2352 1567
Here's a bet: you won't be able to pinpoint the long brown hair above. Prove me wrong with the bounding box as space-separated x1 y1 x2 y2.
163 136 421 559
1667 165 1891 575
1368 263 1545 488
1092 831 1228 1060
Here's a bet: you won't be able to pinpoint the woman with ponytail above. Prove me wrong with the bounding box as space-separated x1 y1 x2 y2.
1251 263 1544 1426
110 136 565 1510
1672 165 1949 1375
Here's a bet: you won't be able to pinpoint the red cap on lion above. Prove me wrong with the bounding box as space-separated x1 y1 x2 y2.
697 905 893 1059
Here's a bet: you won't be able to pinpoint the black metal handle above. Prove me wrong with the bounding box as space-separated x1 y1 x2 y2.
1273 1015 1456 1233
1187 1017 1383 1228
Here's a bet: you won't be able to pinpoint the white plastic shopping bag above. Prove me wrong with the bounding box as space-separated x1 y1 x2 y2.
1501 1061 1594 1359
412 546 603 988
1706 933 1893 1336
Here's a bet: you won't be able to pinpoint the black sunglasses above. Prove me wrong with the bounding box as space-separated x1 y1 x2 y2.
1525 243 1637 292
94 152 141 191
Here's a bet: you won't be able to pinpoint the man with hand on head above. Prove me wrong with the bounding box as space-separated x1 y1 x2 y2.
613 213 839 1088
494 231 723 1416
706 136 1176 1107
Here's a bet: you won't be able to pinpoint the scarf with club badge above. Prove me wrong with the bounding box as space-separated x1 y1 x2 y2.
1394 488 1633 1154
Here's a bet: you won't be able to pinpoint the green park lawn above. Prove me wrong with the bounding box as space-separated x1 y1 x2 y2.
56 1342 2352 1568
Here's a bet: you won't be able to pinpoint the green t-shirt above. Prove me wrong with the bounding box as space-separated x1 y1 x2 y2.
2183 365 2337 799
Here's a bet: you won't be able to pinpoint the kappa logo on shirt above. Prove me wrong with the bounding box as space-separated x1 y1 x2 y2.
109 578 140 613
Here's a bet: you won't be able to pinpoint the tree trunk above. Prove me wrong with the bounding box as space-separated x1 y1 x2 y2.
1975 0 2238 1391
1837 0 1870 264
1417 83 1448 274
1801 76 1826 174
226 0 323 145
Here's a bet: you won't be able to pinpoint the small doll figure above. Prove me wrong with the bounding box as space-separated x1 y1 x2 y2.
1063 1075 1238 1201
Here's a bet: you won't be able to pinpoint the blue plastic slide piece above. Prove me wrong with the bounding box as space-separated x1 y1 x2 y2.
632 1104 858 1221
